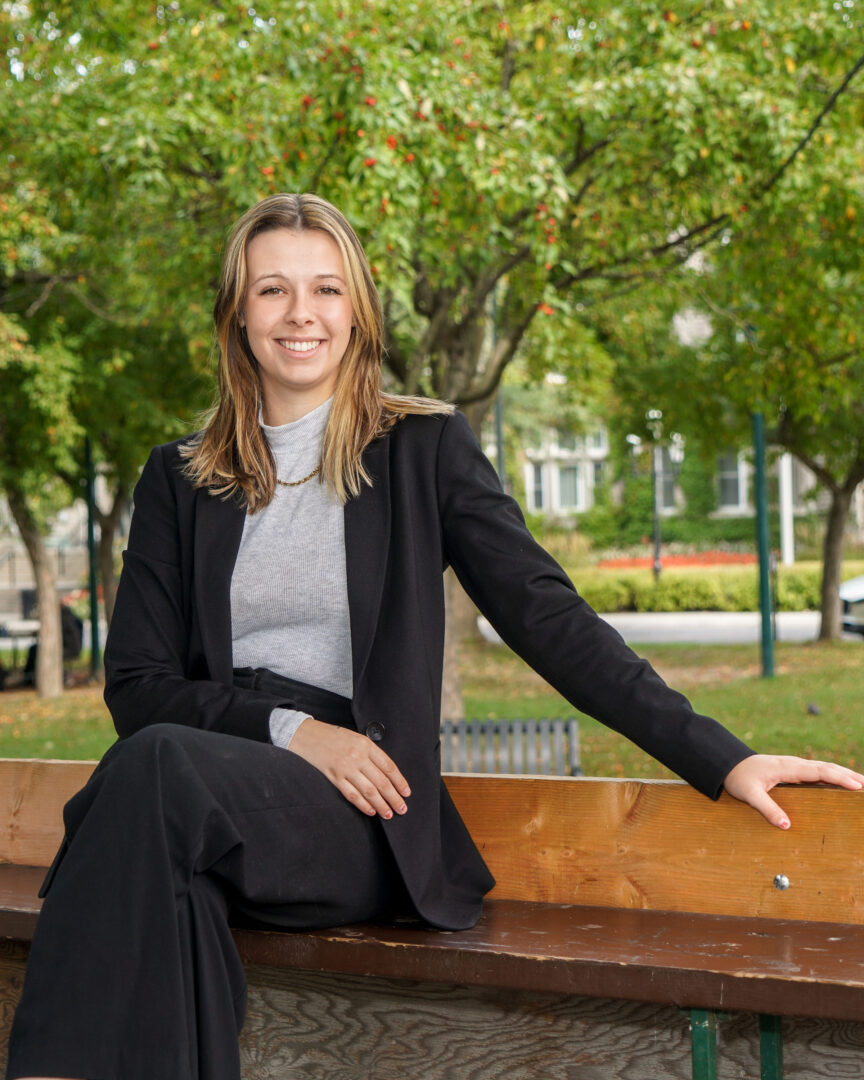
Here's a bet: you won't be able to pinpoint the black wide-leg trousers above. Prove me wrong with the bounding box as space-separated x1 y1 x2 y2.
6 676 408 1080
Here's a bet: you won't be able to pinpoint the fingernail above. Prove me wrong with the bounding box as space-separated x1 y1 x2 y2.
383 810 393 820
397 804 407 815
402 787 411 797
779 818 790 829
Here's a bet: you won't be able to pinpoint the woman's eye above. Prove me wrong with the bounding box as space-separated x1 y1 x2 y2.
318 285 341 295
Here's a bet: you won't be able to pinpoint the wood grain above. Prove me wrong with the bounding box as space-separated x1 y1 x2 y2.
0 759 95 867
1 937 862 1076
445 774 864 923
238 967 864 1080
4 760 863 929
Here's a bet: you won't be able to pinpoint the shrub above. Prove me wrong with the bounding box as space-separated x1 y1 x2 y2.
568 564 850 614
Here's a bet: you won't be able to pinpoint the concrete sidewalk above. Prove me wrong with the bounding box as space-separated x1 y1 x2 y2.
479 610 861 646
598 610 828 645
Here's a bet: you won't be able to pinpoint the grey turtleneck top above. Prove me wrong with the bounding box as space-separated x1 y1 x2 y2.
230 398 352 747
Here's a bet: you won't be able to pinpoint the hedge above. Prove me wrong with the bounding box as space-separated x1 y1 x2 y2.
569 563 864 614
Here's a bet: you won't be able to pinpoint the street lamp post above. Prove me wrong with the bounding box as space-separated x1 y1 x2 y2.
630 414 685 583
646 410 664 581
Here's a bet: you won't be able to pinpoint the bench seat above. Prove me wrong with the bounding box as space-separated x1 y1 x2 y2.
2 761 864 1077
2 863 863 1023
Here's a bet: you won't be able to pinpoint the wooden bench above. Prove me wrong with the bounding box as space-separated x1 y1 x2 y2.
440 716 582 775
1 758 863 1078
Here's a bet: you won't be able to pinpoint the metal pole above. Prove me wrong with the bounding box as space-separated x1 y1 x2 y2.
652 444 662 581
759 1014 784 1080
84 438 101 676
690 1009 719 1080
752 413 774 677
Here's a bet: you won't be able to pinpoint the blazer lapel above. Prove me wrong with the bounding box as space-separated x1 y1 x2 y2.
194 489 246 683
345 432 391 694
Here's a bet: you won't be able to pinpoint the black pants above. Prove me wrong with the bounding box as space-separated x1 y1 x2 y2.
6 673 410 1080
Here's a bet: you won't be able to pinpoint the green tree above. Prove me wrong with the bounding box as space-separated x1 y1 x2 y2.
684 169 864 639
589 151 864 637
0 313 80 697
4 0 864 690
4 1 863 410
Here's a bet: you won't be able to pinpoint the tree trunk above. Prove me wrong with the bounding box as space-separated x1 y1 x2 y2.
96 484 130 626
818 486 853 640
6 487 63 698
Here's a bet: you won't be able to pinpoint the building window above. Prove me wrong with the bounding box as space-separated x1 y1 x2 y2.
532 464 544 510
717 453 743 509
587 430 606 453
556 429 579 452
559 465 581 509
593 460 604 488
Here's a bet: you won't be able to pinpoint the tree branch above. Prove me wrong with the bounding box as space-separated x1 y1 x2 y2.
757 50 864 197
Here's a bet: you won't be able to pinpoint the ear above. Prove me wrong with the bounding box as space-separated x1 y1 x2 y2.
238 312 246 328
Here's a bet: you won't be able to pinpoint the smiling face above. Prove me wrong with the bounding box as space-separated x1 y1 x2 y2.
241 227 354 425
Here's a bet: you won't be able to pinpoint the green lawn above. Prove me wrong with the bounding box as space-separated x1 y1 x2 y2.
459 637 863 779
1 638 861 778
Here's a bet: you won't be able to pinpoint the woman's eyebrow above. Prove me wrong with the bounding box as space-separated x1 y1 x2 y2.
250 271 347 286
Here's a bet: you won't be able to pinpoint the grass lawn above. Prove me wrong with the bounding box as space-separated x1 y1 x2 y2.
0 638 861 778
459 637 863 780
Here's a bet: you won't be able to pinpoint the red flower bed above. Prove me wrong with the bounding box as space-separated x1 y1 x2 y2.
598 552 757 569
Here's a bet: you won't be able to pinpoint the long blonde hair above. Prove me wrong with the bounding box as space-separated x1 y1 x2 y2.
182 193 452 510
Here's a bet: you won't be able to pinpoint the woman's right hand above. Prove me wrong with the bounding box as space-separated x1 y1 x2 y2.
288 718 411 819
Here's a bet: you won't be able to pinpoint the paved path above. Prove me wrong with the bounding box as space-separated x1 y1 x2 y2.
479 611 861 646
600 610 827 645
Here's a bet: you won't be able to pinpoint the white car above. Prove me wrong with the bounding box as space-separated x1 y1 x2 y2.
840 574 864 635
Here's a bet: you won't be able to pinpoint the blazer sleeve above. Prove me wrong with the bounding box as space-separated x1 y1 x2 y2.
435 411 754 799
104 444 289 742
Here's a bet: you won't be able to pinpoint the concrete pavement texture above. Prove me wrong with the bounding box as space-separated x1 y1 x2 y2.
478 611 861 646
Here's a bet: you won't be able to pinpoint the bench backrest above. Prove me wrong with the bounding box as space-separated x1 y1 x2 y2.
1 759 861 924
445 773 864 924
440 718 581 775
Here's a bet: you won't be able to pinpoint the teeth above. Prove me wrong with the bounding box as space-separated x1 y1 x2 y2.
278 339 321 353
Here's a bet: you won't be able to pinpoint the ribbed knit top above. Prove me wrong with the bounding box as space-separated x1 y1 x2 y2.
230 398 353 721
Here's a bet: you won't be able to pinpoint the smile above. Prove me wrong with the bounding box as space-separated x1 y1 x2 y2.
277 339 322 353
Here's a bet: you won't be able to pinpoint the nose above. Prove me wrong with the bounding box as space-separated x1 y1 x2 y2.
283 289 314 326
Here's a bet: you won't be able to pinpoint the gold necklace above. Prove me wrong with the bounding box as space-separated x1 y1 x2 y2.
276 464 321 488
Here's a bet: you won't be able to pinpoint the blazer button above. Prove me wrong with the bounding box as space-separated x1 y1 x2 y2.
365 721 386 742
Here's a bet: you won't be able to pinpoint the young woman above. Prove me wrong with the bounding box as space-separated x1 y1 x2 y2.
7 193 862 1080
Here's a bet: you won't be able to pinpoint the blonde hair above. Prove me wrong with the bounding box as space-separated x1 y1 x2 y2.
182 193 452 510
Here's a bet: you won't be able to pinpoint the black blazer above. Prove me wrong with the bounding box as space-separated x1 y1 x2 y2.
104 410 752 929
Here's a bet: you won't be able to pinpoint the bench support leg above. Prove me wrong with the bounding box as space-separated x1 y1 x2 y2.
690 1009 718 1080
759 1013 783 1080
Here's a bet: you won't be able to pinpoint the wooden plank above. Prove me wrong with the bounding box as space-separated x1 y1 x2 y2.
0 759 95 866
445 774 864 923
234 899 864 1020
1 947 862 1078
3 863 861 1019
238 967 699 1079
3 760 864 925
238 975 864 1080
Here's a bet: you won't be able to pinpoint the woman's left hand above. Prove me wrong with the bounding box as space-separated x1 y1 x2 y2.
723 754 864 828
